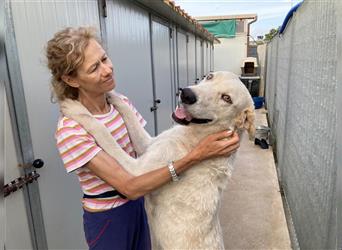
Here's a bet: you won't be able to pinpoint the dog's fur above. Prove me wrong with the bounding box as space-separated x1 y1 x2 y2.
60 71 255 249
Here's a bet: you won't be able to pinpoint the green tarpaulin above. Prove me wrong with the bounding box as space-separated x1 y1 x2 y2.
201 20 236 38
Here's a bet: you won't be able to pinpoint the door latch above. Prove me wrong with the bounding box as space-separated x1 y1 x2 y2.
150 99 161 112
4 171 40 197
4 159 44 197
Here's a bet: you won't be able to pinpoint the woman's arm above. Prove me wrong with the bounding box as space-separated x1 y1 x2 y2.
86 130 239 200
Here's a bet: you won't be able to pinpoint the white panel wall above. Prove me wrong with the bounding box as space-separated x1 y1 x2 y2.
187 33 196 84
105 0 155 135
207 43 211 72
10 0 100 249
177 30 188 89
203 41 208 75
214 36 247 75
196 38 203 81
151 19 174 134
257 43 267 96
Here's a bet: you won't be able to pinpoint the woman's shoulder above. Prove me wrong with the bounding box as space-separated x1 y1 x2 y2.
57 115 81 129
55 115 88 139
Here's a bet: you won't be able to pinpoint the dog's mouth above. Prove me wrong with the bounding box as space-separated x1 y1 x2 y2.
172 105 212 125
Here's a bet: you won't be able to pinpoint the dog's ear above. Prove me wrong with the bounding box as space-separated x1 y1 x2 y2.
234 107 255 140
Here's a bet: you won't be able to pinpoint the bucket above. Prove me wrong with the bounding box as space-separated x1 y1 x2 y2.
252 96 264 109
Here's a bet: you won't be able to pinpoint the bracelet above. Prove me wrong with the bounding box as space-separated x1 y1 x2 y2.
167 161 179 182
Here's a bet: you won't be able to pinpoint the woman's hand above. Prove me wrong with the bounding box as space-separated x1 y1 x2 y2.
189 130 240 163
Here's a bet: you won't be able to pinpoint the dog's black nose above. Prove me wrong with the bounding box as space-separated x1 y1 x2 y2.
181 88 197 104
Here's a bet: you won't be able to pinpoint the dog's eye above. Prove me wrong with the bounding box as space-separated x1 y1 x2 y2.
222 94 233 104
206 74 214 80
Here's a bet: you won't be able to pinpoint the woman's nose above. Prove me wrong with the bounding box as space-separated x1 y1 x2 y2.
102 62 112 75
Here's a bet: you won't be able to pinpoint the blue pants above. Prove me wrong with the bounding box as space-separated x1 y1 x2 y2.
83 197 151 250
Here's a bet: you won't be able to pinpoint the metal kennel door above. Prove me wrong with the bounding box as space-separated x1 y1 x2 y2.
151 17 174 134
177 29 188 90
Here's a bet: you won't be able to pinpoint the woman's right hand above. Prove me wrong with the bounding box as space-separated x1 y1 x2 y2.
189 130 240 163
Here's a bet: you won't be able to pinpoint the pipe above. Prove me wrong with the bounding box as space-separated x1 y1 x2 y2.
247 15 257 56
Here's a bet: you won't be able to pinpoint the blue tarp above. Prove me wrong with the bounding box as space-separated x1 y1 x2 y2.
279 1 303 34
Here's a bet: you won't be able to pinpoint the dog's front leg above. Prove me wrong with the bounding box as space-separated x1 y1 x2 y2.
107 93 153 155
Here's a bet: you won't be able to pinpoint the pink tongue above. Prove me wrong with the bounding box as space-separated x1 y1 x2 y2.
175 106 192 121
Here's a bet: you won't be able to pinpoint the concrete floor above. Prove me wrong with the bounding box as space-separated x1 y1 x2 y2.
219 109 292 249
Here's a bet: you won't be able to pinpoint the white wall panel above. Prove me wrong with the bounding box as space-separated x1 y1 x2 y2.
151 19 174 134
214 36 247 74
105 0 155 134
177 30 188 89
210 43 214 71
196 38 203 81
10 0 100 249
187 33 196 84
206 41 210 74
203 41 208 75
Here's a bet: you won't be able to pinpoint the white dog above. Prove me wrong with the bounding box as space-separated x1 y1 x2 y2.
61 71 255 250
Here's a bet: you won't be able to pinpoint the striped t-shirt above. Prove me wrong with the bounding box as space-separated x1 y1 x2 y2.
55 94 146 211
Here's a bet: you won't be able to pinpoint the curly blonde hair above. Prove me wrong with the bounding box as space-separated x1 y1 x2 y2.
46 26 101 102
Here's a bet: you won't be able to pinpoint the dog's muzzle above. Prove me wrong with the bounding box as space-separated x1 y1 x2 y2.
172 88 212 125
180 88 197 104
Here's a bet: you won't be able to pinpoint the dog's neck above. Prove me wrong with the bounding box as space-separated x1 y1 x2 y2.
179 119 234 143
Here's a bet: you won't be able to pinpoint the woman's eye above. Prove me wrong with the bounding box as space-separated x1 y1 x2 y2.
206 73 214 80
91 65 98 72
222 94 232 104
102 57 108 62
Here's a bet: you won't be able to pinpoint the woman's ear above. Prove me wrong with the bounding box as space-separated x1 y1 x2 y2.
234 107 255 140
61 75 79 88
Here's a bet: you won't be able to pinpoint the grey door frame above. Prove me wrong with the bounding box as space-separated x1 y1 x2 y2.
335 1 342 248
4 2 48 249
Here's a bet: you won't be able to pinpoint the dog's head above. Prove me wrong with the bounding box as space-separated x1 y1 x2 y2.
172 71 255 139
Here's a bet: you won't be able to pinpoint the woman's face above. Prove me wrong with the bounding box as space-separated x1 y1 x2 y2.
71 39 116 97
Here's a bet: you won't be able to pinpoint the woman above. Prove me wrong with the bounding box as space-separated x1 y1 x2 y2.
46 26 240 250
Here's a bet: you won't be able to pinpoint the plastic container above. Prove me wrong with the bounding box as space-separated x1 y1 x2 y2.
252 96 264 109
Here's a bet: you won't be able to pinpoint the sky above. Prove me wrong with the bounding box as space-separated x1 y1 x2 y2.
173 0 302 38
